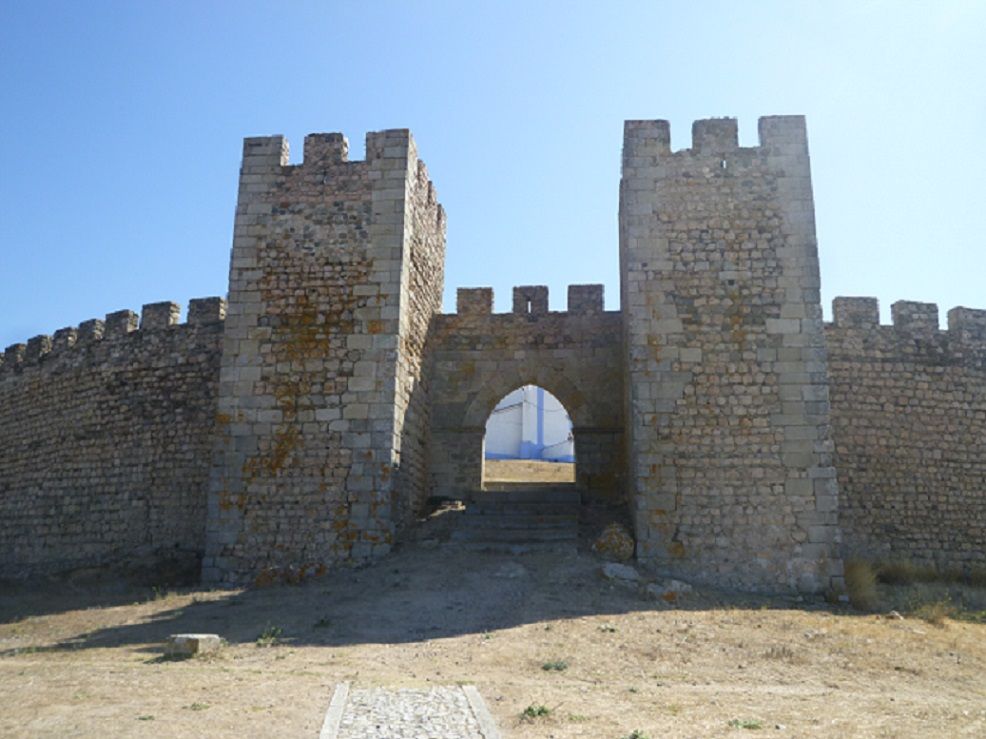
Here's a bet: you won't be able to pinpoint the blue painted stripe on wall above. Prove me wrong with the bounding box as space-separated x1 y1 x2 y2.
485 451 575 462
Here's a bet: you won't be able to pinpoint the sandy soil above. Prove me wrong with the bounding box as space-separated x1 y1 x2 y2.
485 459 575 484
1 513 984 738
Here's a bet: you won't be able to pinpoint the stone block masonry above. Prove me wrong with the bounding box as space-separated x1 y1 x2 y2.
0 299 225 579
827 298 986 569
1 117 982 594
428 284 624 502
620 117 841 593
203 129 445 586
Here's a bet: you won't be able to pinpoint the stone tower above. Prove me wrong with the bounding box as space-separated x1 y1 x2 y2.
203 130 446 585
619 117 842 592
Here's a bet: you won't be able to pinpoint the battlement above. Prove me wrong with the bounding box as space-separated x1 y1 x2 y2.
242 128 421 171
450 284 606 316
513 285 549 315
0 297 226 373
622 115 808 163
456 287 493 315
829 297 986 345
239 129 444 228
948 307 986 342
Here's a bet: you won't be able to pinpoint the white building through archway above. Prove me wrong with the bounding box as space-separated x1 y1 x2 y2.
484 385 574 462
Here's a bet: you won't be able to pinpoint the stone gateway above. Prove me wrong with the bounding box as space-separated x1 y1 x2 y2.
1 116 983 593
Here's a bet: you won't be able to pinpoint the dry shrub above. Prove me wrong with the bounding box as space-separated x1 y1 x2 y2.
763 644 797 662
844 559 879 611
913 599 956 627
879 561 986 588
966 566 986 588
877 561 937 585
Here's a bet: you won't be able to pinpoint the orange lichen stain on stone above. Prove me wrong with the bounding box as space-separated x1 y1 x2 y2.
273 379 311 417
218 490 247 512
367 320 384 334
274 294 336 361
253 567 278 588
218 491 233 512
668 541 686 558
215 412 232 426
728 290 747 345
647 334 662 360
254 562 327 588
661 591 678 603
243 426 301 480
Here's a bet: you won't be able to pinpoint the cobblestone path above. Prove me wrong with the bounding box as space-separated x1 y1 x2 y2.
321 684 500 739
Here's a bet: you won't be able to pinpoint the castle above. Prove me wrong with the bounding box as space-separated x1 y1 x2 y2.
1 117 983 593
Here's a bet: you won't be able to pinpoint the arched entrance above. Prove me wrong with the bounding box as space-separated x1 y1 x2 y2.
426 286 626 505
482 385 576 489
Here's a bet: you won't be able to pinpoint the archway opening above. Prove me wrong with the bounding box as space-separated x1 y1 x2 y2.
482 385 575 488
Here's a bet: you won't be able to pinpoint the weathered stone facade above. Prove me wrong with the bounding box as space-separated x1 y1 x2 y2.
0 299 225 579
1 117 983 592
203 131 445 585
428 285 624 502
619 117 841 592
826 298 986 569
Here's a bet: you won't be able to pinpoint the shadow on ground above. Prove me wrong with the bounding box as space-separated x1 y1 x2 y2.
0 535 832 658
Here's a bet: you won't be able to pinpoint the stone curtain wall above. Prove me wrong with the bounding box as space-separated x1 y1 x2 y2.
620 117 841 593
391 157 446 531
0 299 225 580
428 284 624 501
826 298 986 569
204 131 444 585
5 118 983 591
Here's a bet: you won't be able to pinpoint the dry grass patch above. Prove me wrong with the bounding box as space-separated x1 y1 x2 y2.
2 546 986 737
844 558 879 611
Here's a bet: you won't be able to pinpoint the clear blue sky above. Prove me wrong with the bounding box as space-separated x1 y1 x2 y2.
2 1 984 347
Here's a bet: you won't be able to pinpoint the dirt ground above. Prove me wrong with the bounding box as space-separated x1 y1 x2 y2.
484 459 575 484
2 510 985 739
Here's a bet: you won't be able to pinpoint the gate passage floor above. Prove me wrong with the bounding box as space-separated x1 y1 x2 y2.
1 519 985 738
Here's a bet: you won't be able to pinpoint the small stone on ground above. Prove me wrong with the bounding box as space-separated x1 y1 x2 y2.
492 562 528 578
592 522 635 561
165 633 222 657
601 562 641 582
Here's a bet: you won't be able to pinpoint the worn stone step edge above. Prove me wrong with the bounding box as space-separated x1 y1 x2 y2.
470 490 581 504
450 528 577 542
457 518 577 530
444 541 577 554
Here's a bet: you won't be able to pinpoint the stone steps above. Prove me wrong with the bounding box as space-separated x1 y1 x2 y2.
475 486 581 504
449 485 579 552
450 526 575 542
457 515 576 529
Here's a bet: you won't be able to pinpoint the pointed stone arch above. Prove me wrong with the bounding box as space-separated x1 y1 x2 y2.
426 306 625 502
462 364 594 430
